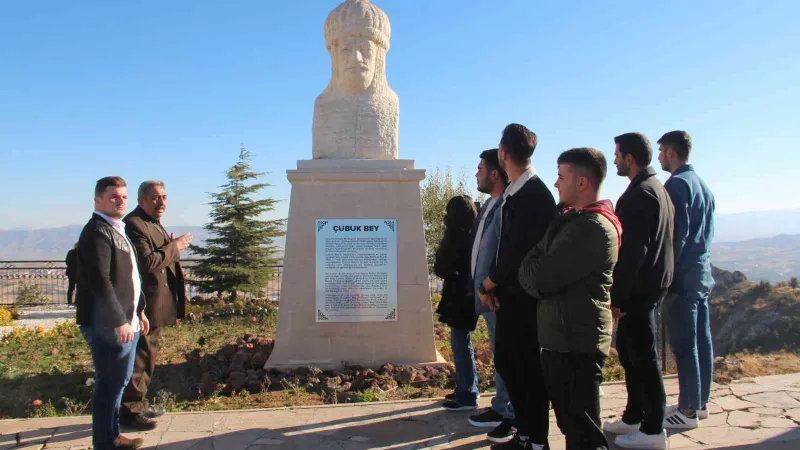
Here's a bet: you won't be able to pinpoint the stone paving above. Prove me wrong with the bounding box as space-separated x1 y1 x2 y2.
2 374 800 449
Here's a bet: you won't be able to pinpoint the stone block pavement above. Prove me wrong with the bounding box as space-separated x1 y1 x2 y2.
2 374 800 449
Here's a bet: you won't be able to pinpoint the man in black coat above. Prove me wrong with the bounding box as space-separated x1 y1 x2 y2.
120 180 192 429
603 133 674 450
478 124 558 450
65 243 78 306
75 176 149 450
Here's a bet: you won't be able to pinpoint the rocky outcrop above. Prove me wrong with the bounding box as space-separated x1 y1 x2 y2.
193 333 456 399
712 264 748 287
710 266 799 355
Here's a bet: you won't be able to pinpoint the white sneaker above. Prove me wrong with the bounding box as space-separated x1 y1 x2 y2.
663 408 699 429
599 386 605 396
667 403 709 420
614 430 667 449
602 418 640 435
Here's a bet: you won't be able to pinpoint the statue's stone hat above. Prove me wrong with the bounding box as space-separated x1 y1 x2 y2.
324 0 391 51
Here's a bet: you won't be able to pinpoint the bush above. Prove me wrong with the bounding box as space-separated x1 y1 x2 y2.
0 308 14 326
15 283 47 305
184 297 277 323
750 280 773 297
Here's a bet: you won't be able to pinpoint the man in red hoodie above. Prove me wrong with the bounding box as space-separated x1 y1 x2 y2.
519 147 622 450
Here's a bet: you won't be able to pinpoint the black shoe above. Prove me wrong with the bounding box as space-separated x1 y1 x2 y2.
442 400 478 411
120 414 158 431
490 433 526 449
490 434 548 450
469 408 504 428
142 406 166 418
445 392 456 401
487 418 516 443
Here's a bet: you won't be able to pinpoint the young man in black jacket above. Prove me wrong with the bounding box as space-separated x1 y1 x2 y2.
478 124 558 450
76 176 149 450
603 133 675 450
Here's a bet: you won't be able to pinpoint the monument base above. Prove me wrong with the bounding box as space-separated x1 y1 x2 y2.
265 159 446 371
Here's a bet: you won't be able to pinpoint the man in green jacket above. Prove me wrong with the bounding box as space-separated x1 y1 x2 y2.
519 147 622 450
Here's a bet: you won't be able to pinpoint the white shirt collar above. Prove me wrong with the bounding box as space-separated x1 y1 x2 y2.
503 166 538 200
95 211 126 233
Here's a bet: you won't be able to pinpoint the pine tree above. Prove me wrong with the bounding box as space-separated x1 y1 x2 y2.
189 146 286 299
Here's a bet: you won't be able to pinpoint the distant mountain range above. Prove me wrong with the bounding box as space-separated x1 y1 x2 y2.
1 210 798 283
711 234 800 283
713 209 800 242
0 225 285 261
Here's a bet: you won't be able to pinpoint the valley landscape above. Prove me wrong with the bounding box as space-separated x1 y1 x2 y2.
1 210 796 283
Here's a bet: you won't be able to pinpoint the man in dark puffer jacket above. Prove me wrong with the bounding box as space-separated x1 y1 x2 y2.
519 148 622 450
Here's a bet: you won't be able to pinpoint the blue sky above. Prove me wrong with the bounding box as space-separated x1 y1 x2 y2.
2 0 799 229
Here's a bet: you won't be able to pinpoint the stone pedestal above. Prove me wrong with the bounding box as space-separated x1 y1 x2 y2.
265 159 445 370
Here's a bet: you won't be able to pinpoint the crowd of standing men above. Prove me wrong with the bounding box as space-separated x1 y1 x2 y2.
73 178 192 449
70 123 713 450
433 124 715 450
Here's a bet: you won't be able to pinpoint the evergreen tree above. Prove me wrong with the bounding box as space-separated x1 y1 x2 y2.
189 146 285 299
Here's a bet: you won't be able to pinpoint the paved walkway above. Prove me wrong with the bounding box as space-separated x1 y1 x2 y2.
0 305 73 339
2 374 799 449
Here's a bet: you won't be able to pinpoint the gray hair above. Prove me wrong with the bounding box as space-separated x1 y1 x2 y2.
138 180 166 199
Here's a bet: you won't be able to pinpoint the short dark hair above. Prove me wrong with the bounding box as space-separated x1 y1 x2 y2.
557 147 607 190
614 132 652 167
479 148 509 185
500 123 537 165
657 130 692 161
95 176 126 198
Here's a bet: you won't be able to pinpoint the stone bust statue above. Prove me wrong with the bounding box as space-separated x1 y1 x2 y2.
312 0 399 160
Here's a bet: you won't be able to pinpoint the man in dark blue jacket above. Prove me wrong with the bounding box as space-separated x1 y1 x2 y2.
657 130 715 429
604 133 674 450
478 124 557 450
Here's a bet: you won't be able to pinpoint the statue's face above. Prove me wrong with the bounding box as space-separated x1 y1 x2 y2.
336 35 377 93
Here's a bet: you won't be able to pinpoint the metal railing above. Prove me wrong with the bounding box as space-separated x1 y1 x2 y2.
0 260 282 306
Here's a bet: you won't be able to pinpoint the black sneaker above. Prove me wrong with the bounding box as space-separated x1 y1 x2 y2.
442 400 478 411
445 392 456 401
487 418 516 443
490 434 548 450
469 408 504 428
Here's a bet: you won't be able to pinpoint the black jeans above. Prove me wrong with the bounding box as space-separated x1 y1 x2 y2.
495 296 549 445
67 280 76 305
616 302 666 435
541 350 608 450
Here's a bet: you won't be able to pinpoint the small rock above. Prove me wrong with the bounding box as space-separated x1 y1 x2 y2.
221 344 237 357
397 367 416 385
228 371 247 391
251 353 268 368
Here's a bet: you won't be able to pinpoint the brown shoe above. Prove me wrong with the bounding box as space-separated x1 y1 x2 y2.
113 434 144 449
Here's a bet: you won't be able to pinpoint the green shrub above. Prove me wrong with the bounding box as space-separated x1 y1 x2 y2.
15 283 47 305
0 308 14 326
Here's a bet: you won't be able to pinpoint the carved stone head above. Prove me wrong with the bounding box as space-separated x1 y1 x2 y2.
324 0 391 95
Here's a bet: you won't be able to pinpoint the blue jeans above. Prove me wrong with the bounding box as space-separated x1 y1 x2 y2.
664 292 714 411
80 325 140 449
450 312 515 418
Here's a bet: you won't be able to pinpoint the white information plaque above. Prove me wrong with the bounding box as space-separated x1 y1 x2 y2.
315 219 398 322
